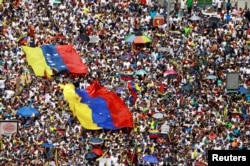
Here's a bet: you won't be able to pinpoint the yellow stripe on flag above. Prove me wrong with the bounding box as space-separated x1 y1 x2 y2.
96 150 108 161
22 46 53 77
55 148 58 166
62 84 101 130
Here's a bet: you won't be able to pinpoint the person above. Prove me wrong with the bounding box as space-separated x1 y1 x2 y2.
180 0 187 16
226 0 231 15
212 0 217 12
186 0 193 15
217 0 223 13
0 0 249 165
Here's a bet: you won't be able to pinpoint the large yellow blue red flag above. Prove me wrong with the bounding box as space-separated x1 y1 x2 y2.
61 81 133 130
22 44 88 77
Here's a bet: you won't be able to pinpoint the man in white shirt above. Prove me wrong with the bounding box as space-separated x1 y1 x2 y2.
217 0 222 13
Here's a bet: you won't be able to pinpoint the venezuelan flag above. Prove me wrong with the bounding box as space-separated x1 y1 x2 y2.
17 35 28 45
119 71 134 81
61 81 133 130
22 44 88 77
127 81 141 104
158 83 168 95
0 41 2 49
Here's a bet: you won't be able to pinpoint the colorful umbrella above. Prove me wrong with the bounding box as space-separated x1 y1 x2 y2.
91 148 103 156
164 70 177 77
124 33 152 44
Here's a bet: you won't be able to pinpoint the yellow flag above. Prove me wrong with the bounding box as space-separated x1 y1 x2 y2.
22 46 53 77
62 84 101 130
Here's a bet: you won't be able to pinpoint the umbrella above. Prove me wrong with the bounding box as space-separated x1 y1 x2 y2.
42 143 55 148
206 75 217 80
238 87 249 95
133 35 151 44
17 106 39 117
124 32 152 44
80 34 90 42
158 47 168 52
208 16 220 23
164 70 177 77
85 152 98 160
152 112 164 119
209 132 217 141
89 35 100 43
54 0 61 4
164 156 175 163
142 155 159 164
89 137 103 145
135 69 147 75
91 148 103 156
182 84 193 91
189 15 201 21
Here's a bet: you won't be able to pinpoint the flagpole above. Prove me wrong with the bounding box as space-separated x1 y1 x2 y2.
166 0 171 30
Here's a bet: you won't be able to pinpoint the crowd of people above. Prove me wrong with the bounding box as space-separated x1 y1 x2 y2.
0 0 250 165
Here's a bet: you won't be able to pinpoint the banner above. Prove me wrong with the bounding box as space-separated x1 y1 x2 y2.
0 120 19 136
